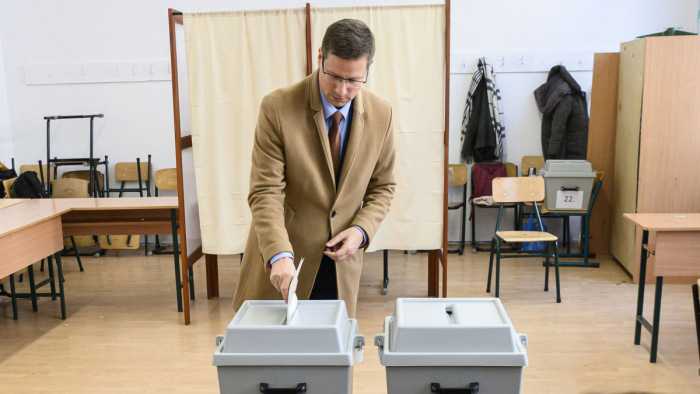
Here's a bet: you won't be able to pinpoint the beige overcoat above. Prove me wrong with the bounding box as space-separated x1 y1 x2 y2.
232 69 396 317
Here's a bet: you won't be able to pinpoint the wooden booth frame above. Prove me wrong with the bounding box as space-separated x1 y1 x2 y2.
167 2 451 325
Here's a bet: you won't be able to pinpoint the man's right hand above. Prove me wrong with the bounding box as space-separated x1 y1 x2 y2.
269 257 296 303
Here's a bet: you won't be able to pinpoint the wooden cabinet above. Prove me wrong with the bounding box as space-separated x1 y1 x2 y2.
611 36 700 280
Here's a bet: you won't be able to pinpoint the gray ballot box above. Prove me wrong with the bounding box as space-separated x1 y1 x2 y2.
213 300 365 394
540 160 596 211
375 298 528 394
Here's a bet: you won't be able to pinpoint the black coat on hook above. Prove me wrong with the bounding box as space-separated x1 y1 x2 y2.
534 65 589 160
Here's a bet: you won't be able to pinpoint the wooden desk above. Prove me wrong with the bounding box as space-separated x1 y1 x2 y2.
623 213 700 362
0 199 29 209
0 197 192 323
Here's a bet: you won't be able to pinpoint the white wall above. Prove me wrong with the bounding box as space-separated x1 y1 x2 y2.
0 0 697 243
0 25 13 165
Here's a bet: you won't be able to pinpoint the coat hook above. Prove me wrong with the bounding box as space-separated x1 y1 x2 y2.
520 55 524 65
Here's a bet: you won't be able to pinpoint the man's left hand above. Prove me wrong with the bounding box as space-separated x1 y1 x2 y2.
324 227 364 262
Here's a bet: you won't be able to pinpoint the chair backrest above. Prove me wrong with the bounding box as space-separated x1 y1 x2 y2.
155 168 178 191
3 177 17 198
62 170 104 190
19 164 53 185
115 162 150 182
471 162 517 200
51 178 90 198
520 156 546 176
448 164 468 187
505 162 518 177
586 172 605 212
492 176 545 203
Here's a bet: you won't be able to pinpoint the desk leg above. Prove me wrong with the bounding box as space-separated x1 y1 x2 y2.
634 230 649 345
28 264 38 312
428 250 438 297
47 255 57 300
205 254 219 299
54 251 66 320
171 209 183 313
9 274 18 319
650 276 663 363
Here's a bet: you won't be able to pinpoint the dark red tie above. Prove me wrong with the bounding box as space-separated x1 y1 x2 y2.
329 111 343 181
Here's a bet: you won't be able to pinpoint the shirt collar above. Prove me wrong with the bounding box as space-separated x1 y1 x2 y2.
319 83 352 121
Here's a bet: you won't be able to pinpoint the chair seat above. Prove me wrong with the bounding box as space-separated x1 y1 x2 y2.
496 230 557 242
476 201 517 207
448 201 464 209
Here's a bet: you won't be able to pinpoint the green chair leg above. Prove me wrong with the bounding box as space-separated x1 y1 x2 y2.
554 240 561 303
69 236 84 272
544 242 550 292
47 256 57 301
495 239 501 298
487 237 496 293
27 264 38 312
54 252 67 319
9 273 18 320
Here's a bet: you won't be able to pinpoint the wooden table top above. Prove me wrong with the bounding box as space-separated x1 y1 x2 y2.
0 197 179 238
623 213 700 231
0 199 29 209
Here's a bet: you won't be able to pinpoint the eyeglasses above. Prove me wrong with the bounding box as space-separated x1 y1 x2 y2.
321 60 368 89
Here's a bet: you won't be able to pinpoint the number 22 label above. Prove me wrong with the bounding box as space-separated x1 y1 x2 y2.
556 190 584 209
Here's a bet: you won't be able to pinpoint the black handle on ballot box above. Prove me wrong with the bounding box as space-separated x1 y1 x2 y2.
259 382 307 393
431 382 480 393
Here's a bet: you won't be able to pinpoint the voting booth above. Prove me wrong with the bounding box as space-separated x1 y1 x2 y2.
541 160 596 211
213 300 364 394
375 298 528 394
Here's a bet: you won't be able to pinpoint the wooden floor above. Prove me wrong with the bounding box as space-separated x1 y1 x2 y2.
1 247 699 393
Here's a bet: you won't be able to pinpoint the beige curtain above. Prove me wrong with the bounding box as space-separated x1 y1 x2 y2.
183 10 307 254
311 4 446 251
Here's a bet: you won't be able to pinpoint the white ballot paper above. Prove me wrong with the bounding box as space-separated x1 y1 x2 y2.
285 257 304 325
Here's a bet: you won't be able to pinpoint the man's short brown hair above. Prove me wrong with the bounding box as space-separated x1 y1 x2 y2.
321 19 375 62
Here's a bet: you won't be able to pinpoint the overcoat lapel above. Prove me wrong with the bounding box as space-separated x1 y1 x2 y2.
309 70 337 188
337 90 365 193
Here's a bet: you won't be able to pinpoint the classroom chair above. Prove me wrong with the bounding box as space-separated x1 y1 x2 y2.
487 176 561 302
105 155 151 197
3 177 16 198
518 154 576 252
54 175 101 253
539 172 604 268
102 155 152 249
50 178 87 272
62 170 106 197
471 162 518 253
520 155 546 176
2 254 65 320
447 164 468 255
145 168 177 256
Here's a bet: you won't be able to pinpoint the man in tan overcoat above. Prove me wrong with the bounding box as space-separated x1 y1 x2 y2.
232 19 396 317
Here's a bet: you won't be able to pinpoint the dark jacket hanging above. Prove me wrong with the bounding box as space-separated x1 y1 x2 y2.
460 58 505 163
534 65 589 160
461 78 498 163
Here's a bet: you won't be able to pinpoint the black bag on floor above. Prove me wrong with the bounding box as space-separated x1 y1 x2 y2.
10 171 48 198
